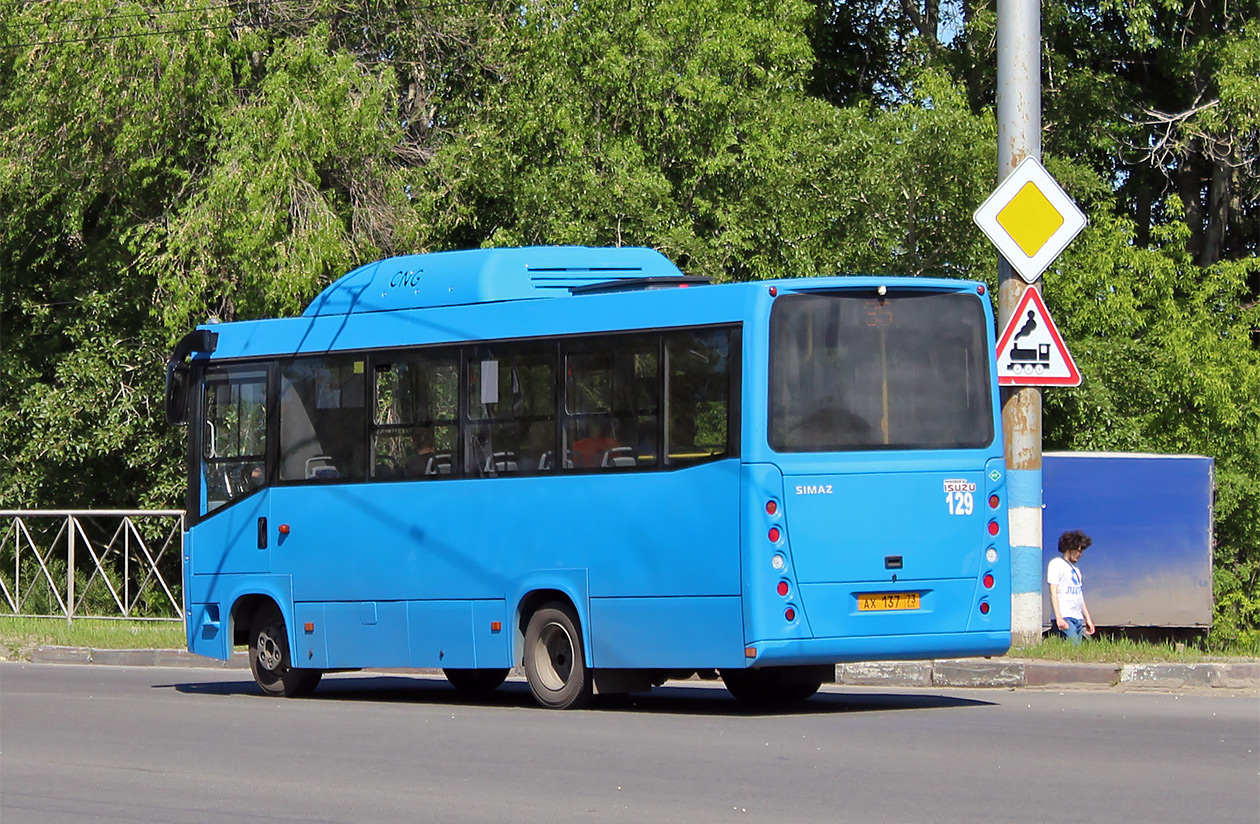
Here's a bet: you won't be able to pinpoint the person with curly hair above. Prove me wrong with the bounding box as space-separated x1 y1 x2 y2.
1048 530 1096 643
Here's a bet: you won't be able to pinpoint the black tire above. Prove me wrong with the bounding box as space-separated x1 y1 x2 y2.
248 604 322 698
720 668 821 706
443 668 510 696
523 603 592 710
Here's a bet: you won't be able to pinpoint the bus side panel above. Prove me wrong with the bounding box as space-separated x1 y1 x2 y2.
267 463 741 603
293 600 509 670
317 601 412 669
407 601 477 669
587 596 746 669
189 493 270 576
471 600 512 669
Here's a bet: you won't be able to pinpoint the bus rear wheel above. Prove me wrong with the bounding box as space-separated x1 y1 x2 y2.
720 668 822 706
248 604 322 698
523 604 592 710
443 668 510 696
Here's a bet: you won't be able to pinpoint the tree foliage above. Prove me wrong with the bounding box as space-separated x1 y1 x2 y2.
0 0 1256 639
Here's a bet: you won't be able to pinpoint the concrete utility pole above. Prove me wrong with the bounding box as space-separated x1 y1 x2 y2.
997 0 1044 646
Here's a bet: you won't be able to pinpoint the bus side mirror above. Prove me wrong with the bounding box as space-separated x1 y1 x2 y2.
165 329 217 426
166 361 190 425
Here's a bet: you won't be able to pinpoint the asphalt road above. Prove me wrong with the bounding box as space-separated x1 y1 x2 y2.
1 663 1256 823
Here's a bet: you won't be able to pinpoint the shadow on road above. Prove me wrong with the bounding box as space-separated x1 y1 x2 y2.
159 673 995 717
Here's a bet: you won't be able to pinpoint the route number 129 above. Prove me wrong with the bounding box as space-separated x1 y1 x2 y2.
946 491 974 516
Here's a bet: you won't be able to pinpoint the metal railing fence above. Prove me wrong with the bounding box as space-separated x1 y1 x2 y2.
0 510 184 622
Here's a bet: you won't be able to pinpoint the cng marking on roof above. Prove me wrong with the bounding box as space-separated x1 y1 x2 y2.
974 157 1087 283
995 288 1081 386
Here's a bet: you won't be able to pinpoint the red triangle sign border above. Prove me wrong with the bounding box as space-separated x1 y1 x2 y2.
994 288 1082 387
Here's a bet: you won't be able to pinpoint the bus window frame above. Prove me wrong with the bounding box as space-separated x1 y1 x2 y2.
187 322 742 525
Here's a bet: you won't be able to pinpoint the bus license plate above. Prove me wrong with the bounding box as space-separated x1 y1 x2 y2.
858 592 921 611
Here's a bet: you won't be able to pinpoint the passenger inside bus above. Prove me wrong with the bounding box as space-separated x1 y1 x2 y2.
572 421 619 468
403 424 436 478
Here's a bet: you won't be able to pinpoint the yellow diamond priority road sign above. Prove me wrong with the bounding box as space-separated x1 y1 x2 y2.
974 157 1086 283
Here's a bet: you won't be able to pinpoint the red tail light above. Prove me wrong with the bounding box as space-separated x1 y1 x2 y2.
765 500 778 516
777 580 789 597
784 607 796 621
983 573 995 589
979 601 991 614
989 494 1000 509
987 520 1000 536
768 526 781 543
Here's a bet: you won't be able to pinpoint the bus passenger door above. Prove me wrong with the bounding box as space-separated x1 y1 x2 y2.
190 365 272 577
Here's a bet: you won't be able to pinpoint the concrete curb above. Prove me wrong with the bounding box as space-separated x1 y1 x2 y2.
17 647 1260 692
837 658 1260 691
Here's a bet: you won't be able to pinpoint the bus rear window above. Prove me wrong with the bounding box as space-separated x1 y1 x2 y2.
768 291 994 451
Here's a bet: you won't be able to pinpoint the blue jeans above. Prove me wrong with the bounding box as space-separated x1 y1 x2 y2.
1061 617 1085 643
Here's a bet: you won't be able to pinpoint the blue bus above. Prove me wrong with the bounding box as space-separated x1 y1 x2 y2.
166 246 1010 708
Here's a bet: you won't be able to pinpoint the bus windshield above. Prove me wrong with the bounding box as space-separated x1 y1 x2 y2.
768 290 994 451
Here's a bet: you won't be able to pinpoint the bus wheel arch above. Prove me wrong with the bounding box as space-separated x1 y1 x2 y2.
243 600 322 698
518 596 593 710
514 588 590 665
230 594 276 649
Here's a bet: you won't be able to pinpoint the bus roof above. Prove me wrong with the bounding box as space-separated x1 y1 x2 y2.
303 246 689 317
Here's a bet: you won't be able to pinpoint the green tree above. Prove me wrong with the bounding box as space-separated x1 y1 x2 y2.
0 0 242 506
0 1 480 506
1042 190 1260 646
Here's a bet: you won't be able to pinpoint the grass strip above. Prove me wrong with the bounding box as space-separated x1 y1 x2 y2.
0 615 184 660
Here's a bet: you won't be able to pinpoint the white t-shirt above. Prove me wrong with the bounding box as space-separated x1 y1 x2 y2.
1047 556 1085 620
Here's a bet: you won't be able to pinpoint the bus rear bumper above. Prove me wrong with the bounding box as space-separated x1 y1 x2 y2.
744 631 1012 668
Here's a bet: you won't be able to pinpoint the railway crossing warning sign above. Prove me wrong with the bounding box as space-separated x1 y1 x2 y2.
974 157 1087 283
995 288 1081 386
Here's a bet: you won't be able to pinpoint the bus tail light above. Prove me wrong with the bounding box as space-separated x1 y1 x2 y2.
765 500 778 516
784 607 796 622
989 494 1000 509
768 526 781 543
983 573 995 589
777 580 789 597
979 600 991 615
987 520 1000 536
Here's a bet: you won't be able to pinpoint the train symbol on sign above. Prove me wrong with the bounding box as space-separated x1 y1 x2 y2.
1008 342 1051 374
1006 309 1051 374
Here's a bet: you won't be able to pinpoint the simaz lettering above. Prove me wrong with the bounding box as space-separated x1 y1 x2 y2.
795 484 833 495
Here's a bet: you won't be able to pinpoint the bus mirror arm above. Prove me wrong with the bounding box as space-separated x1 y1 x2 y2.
165 330 218 425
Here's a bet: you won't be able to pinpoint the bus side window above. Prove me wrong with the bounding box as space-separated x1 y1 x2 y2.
665 330 731 467
371 354 459 480
563 336 658 472
279 357 366 483
466 345 555 477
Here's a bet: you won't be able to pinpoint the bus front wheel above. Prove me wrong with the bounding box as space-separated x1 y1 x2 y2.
523 604 592 710
248 604 322 698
